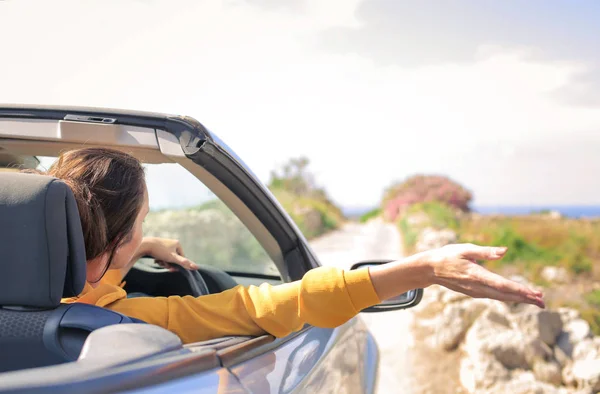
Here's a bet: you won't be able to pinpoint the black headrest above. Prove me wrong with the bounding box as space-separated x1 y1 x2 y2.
0 172 87 308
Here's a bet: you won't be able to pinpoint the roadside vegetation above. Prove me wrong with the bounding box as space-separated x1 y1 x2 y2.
358 207 381 223
268 157 344 239
143 157 344 274
383 174 600 334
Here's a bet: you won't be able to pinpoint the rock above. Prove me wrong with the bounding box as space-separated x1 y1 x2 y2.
463 308 513 358
533 359 563 386
565 339 600 391
558 308 582 325
441 289 469 304
426 284 446 300
523 337 555 367
460 304 559 391
416 284 446 311
515 308 563 346
554 345 571 369
486 330 530 369
461 310 513 391
571 359 600 392
548 210 562 219
435 299 488 350
541 266 570 284
557 319 593 358
405 212 429 227
486 371 565 394
483 330 553 370
415 227 457 252
563 363 576 387
510 274 534 287
459 353 510 393
573 338 600 362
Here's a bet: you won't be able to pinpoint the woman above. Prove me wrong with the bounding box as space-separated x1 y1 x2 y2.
34 147 544 344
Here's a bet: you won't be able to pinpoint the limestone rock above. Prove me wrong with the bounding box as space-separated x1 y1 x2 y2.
571 359 600 392
533 359 563 386
541 266 570 284
436 299 488 350
515 308 563 346
557 319 593 358
415 227 457 252
486 371 566 394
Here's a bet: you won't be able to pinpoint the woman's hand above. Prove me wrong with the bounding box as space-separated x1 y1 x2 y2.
424 243 545 308
140 237 199 271
368 243 545 308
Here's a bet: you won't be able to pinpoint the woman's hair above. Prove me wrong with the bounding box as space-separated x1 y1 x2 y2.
26 148 146 273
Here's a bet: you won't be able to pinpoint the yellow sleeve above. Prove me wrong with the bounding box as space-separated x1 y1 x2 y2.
106 266 380 344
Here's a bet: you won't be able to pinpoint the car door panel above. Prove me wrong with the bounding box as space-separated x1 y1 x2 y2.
229 317 372 394
125 367 248 394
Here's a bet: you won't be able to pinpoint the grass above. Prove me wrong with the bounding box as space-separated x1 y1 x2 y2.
407 202 459 230
399 216 419 253
457 216 599 277
459 215 600 334
271 188 344 239
143 191 344 276
395 202 600 334
397 201 459 253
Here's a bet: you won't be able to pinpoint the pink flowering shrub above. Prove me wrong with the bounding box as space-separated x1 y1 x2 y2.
383 175 472 222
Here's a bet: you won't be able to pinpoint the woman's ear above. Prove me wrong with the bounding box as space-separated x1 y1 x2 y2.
86 253 110 286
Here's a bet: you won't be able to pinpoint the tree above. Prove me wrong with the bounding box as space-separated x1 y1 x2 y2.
268 156 315 197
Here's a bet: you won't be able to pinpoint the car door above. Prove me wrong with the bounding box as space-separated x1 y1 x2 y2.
0 106 379 394
226 321 376 394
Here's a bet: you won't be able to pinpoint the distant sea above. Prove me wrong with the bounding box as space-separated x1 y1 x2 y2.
342 206 600 219
473 206 600 219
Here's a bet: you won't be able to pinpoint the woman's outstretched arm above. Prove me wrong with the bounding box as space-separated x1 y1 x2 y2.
369 243 544 308
105 243 544 344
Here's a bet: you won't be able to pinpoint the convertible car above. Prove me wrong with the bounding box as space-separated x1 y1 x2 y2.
0 105 423 394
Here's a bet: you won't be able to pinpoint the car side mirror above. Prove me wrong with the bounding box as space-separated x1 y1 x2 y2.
350 260 424 312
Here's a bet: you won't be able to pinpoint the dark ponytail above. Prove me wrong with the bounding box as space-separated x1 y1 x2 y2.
24 148 146 281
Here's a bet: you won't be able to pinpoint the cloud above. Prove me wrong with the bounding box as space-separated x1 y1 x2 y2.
1 0 599 208
319 0 600 108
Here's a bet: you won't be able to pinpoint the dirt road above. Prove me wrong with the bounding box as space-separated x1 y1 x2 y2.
309 219 419 394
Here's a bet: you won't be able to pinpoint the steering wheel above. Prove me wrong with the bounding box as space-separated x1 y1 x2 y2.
165 262 210 297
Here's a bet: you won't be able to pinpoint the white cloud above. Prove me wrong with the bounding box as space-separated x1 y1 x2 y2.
1 0 599 208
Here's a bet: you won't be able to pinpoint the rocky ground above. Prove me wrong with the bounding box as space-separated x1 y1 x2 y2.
312 220 600 393
413 226 600 394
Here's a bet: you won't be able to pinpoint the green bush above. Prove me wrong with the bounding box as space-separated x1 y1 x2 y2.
585 290 600 307
359 208 381 223
457 216 600 276
144 200 275 275
272 189 342 239
559 232 593 274
406 201 458 230
488 223 557 264
582 309 600 336
399 216 419 253
268 157 344 239
383 175 472 221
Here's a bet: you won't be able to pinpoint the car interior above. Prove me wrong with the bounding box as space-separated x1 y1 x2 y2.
0 118 284 383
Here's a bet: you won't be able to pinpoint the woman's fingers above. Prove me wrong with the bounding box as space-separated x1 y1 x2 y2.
459 244 508 261
469 265 545 307
156 259 178 272
431 243 545 309
170 252 199 270
175 242 185 257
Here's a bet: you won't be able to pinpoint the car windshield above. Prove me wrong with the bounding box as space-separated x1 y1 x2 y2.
37 157 279 277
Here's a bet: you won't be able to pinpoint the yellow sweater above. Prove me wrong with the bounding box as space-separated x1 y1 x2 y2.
62 266 380 344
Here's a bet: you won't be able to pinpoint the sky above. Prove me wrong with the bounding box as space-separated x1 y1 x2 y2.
1 0 600 209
